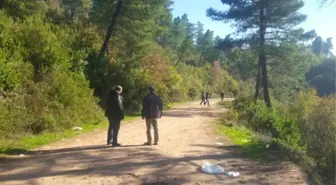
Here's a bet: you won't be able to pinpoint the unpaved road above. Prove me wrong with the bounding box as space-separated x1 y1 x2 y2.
0 100 313 185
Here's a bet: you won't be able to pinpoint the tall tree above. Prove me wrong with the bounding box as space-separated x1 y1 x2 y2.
95 0 124 59
306 58 336 96
312 36 324 56
88 0 171 100
169 16 187 56
196 22 204 47
323 37 333 56
312 36 334 57
207 0 310 107
197 29 214 65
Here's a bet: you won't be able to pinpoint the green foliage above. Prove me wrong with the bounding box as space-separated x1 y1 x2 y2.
0 7 103 148
218 110 283 161
5 1 330 173
268 45 320 101
232 91 335 185
207 0 316 106
306 58 336 96
225 45 320 102
311 36 334 57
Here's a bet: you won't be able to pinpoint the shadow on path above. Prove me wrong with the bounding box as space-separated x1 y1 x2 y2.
0 145 236 182
163 107 222 118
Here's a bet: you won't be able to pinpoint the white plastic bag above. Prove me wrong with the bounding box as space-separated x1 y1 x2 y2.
225 171 240 177
72 127 82 131
201 162 225 174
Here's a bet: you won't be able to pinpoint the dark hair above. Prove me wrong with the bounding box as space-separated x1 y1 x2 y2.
149 86 155 93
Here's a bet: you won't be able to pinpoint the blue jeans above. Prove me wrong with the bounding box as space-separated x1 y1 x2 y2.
107 119 121 144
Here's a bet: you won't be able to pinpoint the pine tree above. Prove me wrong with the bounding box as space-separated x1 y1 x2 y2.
207 0 310 107
197 29 214 65
90 0 170 59
88 0 171 99
323 37 333 56
312 36 324 56
196 22 204 47
312 36 334 57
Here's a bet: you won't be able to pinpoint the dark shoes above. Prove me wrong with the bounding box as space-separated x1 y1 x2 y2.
107 143 121 147
144 142 152 146
112 143 122 147
144 142 158 146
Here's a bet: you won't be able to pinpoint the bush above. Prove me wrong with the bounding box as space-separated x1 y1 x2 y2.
299 96 335 184
0 71 102 145
232 91 335 185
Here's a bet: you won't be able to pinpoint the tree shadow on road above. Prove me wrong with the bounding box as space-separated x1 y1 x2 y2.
163 107 222 118
1 144 149 156
0 142 314 185
0 143 239 184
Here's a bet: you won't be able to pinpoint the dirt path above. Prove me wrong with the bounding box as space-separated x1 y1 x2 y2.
0 100 313 185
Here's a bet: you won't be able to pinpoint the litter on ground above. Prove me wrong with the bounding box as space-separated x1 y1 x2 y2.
225 171 240 177
201 162 225 174
72 127 83 131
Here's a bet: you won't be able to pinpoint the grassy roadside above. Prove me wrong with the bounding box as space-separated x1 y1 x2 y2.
216 118 323 185
0 101 185 156
216 102 324 185
216 122 284 162
0 113 140 155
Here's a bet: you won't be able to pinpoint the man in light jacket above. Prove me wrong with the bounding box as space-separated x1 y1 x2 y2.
141 86 163 145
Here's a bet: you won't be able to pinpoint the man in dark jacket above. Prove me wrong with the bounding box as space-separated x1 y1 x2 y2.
205 91 210 106
142 86 163 145
220 91 225 102
105 85 124 147
200 92 206 105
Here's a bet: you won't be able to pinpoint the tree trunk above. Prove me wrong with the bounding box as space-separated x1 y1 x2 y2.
98 0 123 59
254 65 261 101
170 40 179 58
175 52 185 67
0 0 4 9
198 48 205 67
70 5 76 20
106 44 109 55
259 0 271 107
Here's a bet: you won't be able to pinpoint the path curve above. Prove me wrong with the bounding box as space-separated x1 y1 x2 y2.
0 100 313 185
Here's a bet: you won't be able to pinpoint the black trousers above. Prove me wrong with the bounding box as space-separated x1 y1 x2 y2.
200 98 206 105
107 118 121 144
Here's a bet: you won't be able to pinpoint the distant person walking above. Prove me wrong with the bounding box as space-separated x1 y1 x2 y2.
205 91 210 106
142 86 163 145
105 85 124 147
220 91 224 101
200 91 206 105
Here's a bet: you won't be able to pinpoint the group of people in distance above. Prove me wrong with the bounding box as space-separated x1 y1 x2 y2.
200 91 211 106
200 91 225 106
105 85 163 147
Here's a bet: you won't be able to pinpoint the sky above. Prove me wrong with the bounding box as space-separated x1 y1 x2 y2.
171 0 336 53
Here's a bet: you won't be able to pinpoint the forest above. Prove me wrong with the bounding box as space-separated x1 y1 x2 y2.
0 0 334 184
